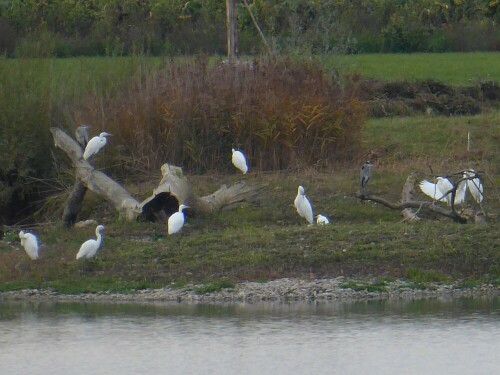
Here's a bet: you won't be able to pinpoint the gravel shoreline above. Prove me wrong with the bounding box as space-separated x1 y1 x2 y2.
1 277 499 304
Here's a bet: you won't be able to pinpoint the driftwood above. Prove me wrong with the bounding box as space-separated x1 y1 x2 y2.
196 181 264 212
356 172 469 224
51 127 263 224
357 192 468 223
51 127 141 221
62 125 90 227
401 172 421 221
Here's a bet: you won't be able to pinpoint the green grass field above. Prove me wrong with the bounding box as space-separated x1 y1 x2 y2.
0 53 499 293
1 52 498 89
328 52 500 85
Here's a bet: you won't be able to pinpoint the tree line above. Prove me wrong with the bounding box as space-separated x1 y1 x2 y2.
0 0 498 57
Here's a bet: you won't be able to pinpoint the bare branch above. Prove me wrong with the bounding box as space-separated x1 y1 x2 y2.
356 192 468 223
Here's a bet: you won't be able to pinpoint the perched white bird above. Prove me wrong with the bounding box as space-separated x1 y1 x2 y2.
83 132 112 160
464 169 484 203
232 148 248 174
76 225 105 260
294 186 314 224
19 231 39 260
419 176 466 206
168 204 189 235
316 214 330 225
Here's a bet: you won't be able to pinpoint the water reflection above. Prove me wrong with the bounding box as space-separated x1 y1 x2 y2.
0 297 498 375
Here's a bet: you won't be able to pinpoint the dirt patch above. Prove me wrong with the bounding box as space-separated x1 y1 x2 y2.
357 78 499 117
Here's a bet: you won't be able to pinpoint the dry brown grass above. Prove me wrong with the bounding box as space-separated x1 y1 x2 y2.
77 56 365 176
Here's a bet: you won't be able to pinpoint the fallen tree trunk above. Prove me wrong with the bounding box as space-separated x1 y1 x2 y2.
51 127 263 223
196 181 265 212
51 127 141 221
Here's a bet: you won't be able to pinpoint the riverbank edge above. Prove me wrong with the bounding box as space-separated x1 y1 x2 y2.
1 277 499 304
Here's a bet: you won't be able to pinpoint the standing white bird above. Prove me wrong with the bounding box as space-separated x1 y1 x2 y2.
294 186 314 224
316 214 330 225
19 231 39 260
231 148 248 174
168 204 189 235
464 169 484 203
83 132 112 160
76 225 105 260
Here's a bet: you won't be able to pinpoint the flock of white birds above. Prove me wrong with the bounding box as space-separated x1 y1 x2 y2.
419 169 484 206
16 128 484 262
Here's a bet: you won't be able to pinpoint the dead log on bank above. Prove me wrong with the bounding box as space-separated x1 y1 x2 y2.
51 127 263 224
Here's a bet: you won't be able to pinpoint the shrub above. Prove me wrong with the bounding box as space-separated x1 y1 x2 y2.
79 56 365 174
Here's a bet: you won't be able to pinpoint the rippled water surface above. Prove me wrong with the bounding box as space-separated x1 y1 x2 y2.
1 297 499 375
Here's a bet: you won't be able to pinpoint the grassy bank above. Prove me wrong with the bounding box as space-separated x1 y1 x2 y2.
1 108 499 294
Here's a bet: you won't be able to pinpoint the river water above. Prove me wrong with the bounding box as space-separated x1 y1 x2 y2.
0 297 498 375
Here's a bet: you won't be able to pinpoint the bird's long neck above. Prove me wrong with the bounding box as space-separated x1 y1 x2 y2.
95 228 103 245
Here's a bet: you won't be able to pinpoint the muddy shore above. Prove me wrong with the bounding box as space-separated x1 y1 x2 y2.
1 277 498 304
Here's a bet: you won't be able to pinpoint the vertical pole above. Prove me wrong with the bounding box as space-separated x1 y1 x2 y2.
226 0 238 61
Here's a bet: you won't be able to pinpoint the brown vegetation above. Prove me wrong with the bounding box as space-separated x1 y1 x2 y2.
77 57 365 175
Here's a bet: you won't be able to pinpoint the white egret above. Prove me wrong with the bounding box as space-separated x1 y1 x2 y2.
294 186 314 224
83 132 112 160
231 148 248 174
419 176 466 206
75 125 90 148
76 224 105 260
168 204 189 235
437 176 457 202
19 231 39 260
360 161 373 193
419 179 446 202
316 214 330 225
464 169 484 203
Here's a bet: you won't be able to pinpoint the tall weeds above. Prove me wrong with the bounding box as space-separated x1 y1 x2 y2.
81 56 365 174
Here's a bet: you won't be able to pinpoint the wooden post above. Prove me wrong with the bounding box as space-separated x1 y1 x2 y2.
226 0 238 61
